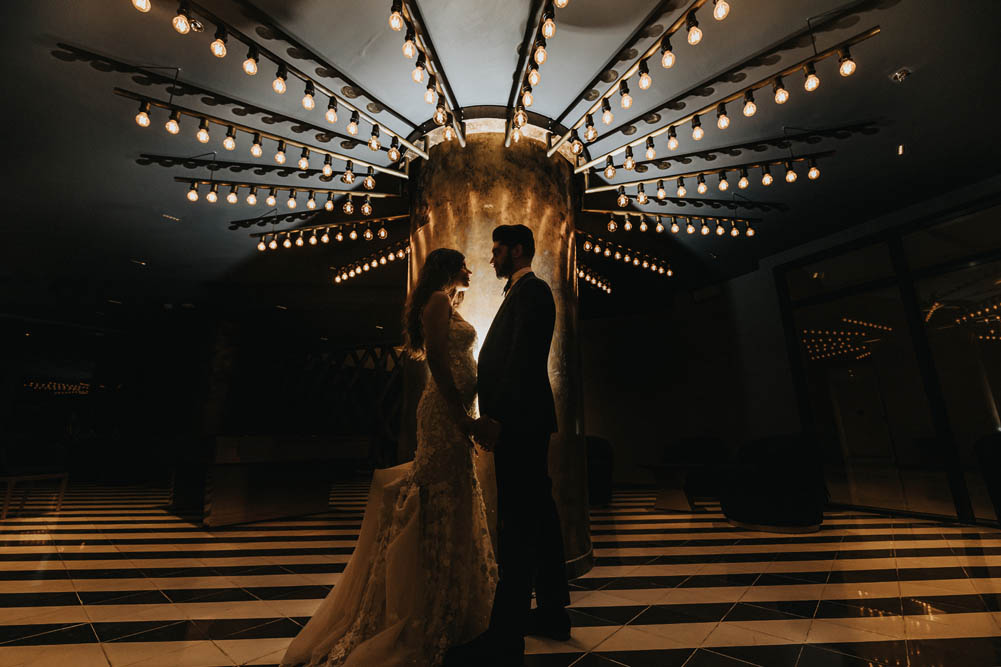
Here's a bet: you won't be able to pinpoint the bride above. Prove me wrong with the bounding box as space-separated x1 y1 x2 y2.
281 248 498 667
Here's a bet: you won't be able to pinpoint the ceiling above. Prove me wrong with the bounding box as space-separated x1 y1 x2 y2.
3 0 1001 340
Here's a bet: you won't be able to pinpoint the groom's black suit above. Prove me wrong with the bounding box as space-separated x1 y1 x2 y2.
477 271 570 650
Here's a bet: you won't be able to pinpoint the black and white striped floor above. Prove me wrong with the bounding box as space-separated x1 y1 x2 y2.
0 485 1000 666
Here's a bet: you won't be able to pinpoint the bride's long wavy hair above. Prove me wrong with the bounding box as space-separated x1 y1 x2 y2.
403 248 466 360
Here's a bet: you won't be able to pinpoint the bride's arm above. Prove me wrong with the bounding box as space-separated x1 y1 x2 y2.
422 291 476 437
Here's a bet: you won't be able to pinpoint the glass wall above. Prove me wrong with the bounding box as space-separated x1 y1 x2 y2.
779 201 1001 524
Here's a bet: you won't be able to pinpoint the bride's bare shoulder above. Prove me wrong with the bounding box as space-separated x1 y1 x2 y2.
422 291 452 321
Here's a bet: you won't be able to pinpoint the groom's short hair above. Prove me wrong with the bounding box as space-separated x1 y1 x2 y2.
492 224 535 259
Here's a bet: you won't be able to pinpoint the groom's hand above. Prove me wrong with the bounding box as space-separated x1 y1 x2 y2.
472 417 502 451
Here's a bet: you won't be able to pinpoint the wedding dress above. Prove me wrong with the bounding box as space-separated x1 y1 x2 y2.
281 311 498 667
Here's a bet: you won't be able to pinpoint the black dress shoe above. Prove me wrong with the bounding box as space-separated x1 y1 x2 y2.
523 607 571 641
443 630 524 667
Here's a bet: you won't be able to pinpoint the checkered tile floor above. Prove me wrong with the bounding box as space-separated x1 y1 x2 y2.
1 483 1000 665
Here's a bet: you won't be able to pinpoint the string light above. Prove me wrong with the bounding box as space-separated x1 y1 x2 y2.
186 183 199 201
347 111 360 135
206 184 218 203
286 191 297 209
388 137 401 162
623 147 635 170
389 0 404 31
616 186 628 207
701 220 711 235
623 217 633 232
607 217 618 232
660 36 676 69
697 174 707 194
584 115 597 142
246 187 257 205
534 37 547 65
645 137 656 160
378 224 388 239
369 125 381 151
226 186 239 204
692 115 704 141
132 0 151 12
210 27 227 58
266 188 277 206
555 0 568 7
667 126 679 151
341 160 355 184
686 12 702 45
738 168 749 189
742 90 756 117
361 196 373 215
570 130 583 155
165 110 180 135
349 226 358 240
324 193 334 211
250 133 263 158
785 160 797 182
309 230 318 245
839 48 857 77
223 126 237 151
274 140 287 165
444 118 456 141
713 0 730 21
258 238 267 252
135 101 151 128
243 46 259 75
636 184 648 204
639 215 649 231
528 64 541 87
542 7 556 38
272 64 288 95
804 63 820 92
716 219 726 236
686 218 695 234
322 155 333 177
604 157 616 179
761 165 773 186
403 27 417 58
670 217 680 233
334 242 411 284
638 60 652 90
718 172 729 191
619 81 632 109
283 235 292 248
716 104 730 130
578 266 612 294
808 159 821 180
773 77 790 104
412 54 426 83
522 85 534 108
321 228 330 243
363 167 377 190
268 236 278 250
195 119 210 143
655 218 665 233
676 177 686 197
364 226 374 241
425 76 436 104
601 98 613 125
306 191 317 209
325 98 338 124
298 148 310 170
336 230 344 242
172 5 191 34
301 81 315 110
656 179 666 199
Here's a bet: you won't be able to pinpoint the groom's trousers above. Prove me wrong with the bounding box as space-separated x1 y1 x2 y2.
489 429 571 641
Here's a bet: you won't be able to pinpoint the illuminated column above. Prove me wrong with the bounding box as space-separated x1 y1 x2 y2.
404 118 592 577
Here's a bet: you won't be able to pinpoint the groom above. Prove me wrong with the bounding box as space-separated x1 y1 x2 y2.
447 224 571 666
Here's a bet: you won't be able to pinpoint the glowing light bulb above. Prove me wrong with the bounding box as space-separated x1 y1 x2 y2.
839 49 856 77
369 133 381 151
522 86 533 107
268 237 278 250
206 186 218 203
701 221 710 235
425 83 436 104
210 29 227 58
808 161 820 180
250 135 263 158
607 218 618 232
325 100 338 124
738 170 749 189
361 199 373 216
656 180 666 199
283 236 292 248
444 124 455 141
623 219 632 232
667 127 679 151
388 139 401 162
226 188 238 204
636 187 648 205
298 151 310 170
274 141 286 164
713 0 730 21
601 99 613 125
671 218 680 233
324 196 334 211
761 166 773 186
638 61 652 90
687 219 695 234
528 65 541 87
412 56 425 83
266 190 277 207
272 66 287 95
697 175 707 194
570 132 583 155
656 219 665 233
645 139 656 161
342 162 355 184
321 229 330 243
743 91 756 117
534 39 547 65
604 158 616 179
661 38 676 69
717 106 730 130
718 173 729 191
403 28 416 58
337 230 345 241
389 2 404 31
676 178 686 197
243 48 259 75
746 224 755 237
258 239 266 252
804 64 820 92
172 8 190 34
165 111 180 135
186 183 198 201
686 13 702 45
773 78 789 104
692 116 704 141
309 232 318 245
135 102 151 128
620 82 632 109
378 226 388 239
196 120 210 144
223 128 236 151
302 85 315 110
246 189 257 205
584 115 597 142
617 188 628 207
347 112 360 135
623 148 635 170
287 193 297 209
132 0 151 12
716 221 726 236
511 127 521 143
555 0 568 6
785 162 797 182
364 173 376 190
322 157 333 177
363 227 374 241
542 15 556 39
434 104 448 126
730 224 740 237
307 193 317 209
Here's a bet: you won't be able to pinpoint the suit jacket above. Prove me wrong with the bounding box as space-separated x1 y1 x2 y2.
477 272 559 435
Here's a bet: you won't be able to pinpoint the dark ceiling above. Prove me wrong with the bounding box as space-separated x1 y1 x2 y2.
3 0 1001 340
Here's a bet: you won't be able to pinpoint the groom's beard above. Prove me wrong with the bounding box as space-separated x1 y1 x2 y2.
495 255 514 279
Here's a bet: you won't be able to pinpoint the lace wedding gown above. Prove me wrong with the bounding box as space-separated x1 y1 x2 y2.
281 311 498 667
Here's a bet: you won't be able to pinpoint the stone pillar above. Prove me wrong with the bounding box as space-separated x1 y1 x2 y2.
405 119 592 577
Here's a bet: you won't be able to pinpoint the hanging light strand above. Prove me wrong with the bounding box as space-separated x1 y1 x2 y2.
578 233 674 278
332 240 412 284
577 265 613 295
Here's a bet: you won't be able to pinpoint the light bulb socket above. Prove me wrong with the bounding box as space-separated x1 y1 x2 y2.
619 81 630 97
415 53 426 70
716 103 726 119
638 60 650 76
645 137 655 150
275 64 287 81
660 36 672 54
213 25 227 43
601 98 611 113
585 114 595 129
692 115 701 129
686 12 699 31
277 140 286 152
349 110 360 125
